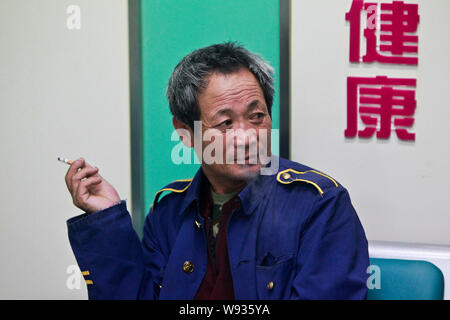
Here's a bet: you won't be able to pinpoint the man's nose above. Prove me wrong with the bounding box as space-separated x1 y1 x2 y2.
234 121 258 148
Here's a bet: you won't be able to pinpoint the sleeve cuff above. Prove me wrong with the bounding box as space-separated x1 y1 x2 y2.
67 200 129 237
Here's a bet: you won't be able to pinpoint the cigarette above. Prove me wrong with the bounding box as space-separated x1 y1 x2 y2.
58 157 73 165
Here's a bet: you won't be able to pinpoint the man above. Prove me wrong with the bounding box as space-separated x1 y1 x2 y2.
65 42 369 299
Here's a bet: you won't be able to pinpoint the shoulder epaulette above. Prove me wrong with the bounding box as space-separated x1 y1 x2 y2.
151 178 193 212
276 168 339 196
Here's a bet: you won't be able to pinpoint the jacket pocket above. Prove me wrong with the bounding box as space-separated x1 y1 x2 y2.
255 254 294 300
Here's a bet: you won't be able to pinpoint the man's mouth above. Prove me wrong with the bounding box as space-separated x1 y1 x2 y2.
234 153 259 164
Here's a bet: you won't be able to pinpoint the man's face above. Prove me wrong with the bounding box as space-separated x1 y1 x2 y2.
196 68 272 183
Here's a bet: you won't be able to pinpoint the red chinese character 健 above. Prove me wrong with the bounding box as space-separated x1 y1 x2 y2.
346 0 420 65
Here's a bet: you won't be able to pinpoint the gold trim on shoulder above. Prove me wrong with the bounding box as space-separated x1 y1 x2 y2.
276 168 338 196
151 178 193 212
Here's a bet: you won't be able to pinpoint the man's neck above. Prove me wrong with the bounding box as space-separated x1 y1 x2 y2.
209 178 246 195
202 169 247 195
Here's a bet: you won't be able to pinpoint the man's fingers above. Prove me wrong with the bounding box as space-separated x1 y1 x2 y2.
76 176 103 207
65 158 85 189
71 166 99 198
79 176 103 193
73 166 99 181
65 158 97 186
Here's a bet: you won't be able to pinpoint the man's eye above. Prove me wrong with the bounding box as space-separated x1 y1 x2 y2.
218 120 232 127
250 113 265 120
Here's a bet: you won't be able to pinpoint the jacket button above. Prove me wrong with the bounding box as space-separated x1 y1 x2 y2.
267 281 274 290
183 261 194 273
282 173 291 180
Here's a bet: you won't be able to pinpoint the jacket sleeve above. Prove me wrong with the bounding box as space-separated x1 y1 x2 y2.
67 200 164 299
291 187 370 299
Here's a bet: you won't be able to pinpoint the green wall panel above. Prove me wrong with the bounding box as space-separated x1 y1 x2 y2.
139 0 280 221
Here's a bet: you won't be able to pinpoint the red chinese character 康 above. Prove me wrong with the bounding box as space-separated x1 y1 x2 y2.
345 76 417 141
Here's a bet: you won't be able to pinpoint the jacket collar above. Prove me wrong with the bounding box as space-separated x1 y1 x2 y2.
178 156 278 217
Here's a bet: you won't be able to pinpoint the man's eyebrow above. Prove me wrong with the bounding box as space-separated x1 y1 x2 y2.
211 100 264 121
247 100 260 110
211 107 233 121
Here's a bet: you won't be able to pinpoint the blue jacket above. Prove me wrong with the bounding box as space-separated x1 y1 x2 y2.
67 157 369 299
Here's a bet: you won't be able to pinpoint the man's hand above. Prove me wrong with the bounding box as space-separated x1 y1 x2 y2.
65 158 121 213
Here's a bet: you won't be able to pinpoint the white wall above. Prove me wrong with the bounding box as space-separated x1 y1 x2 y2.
0 0 131 299
291 0 450 245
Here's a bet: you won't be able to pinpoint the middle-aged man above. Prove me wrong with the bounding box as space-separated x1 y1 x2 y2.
65 42 369 300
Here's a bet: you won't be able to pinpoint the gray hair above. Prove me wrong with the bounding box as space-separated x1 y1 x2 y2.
166 42 275 130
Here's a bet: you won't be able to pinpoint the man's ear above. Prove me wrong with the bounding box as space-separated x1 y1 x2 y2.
172 117 194 148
